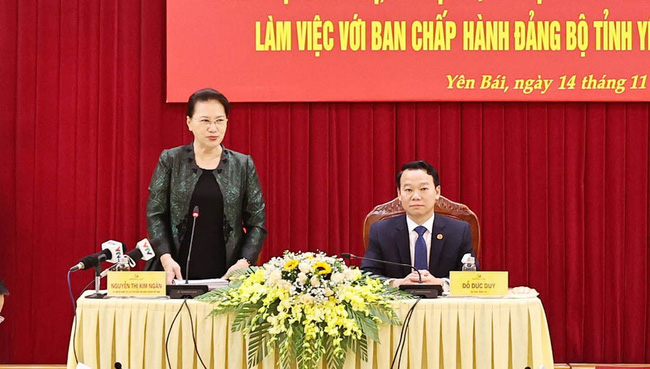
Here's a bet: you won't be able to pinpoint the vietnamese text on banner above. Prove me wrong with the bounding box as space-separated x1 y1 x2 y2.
167 0 650 102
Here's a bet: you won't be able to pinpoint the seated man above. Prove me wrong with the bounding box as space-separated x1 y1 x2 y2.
362 160 476 287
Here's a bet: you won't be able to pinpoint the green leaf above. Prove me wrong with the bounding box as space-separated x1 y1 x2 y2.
195 285 231 301
230 302 263 332
232 311 253 332
228 266 257 279
297 349 312 369
368 303 402 326
341 336 351 352
247 322 271 368
349 335 368 362
297 337 321 369
277 333 293 369
346 306 380 343
213 303 246 316
323 336 345 369
288 324 303 367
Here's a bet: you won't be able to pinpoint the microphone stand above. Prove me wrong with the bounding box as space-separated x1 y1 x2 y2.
86 255 108 299
342 253 442 298
166 206 208 299
185 213 198 284
348 254 424 283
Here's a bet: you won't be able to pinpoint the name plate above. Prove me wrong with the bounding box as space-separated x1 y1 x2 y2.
449 271 509 297
107 271 166 297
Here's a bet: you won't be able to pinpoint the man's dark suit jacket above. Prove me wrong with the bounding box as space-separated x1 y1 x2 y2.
361 214 475 279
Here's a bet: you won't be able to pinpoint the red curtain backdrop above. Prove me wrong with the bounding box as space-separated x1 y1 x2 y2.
1 0 649 365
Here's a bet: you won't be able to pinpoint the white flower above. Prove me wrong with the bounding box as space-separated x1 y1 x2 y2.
297 273 308 285
324 287 334 297
299 294 314 304
266 269 282 285
280 299 292 310
299 262 311 274
330 272 344 283
344 268 361 281
277 280 292 290
311 276 321 287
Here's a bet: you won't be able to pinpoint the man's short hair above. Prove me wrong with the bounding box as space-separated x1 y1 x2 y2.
396 160 440 188
186 88 230 118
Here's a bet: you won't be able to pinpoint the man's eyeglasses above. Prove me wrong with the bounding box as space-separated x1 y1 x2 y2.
193 117 228 127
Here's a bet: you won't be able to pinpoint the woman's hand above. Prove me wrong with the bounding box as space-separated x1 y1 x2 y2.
160 253 183 284
222 258 250 279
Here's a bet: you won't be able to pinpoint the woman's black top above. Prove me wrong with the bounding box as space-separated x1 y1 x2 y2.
176 169 226 279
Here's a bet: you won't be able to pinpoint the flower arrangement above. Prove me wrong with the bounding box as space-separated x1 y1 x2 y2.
197 251 409 369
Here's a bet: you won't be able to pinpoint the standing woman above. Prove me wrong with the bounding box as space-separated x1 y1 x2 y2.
146 88 266 284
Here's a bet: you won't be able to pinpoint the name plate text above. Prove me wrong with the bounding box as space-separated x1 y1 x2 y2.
449 271 508 297
107 271 166 297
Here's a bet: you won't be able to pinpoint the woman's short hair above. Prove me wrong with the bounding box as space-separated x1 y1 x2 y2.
187 88 230 117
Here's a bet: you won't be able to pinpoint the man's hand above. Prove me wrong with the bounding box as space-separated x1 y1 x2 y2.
222 258 250 279
390 270 444 287
160 253 183 284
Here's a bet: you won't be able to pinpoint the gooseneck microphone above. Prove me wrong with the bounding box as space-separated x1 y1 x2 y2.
340 252 442 298
185 206 200 284
340 253 423 283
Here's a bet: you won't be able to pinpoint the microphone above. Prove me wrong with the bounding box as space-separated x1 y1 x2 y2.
126 238 157 264
341 253 423 283
340 253 442 298
101 240 125 263
185 206 199 284
69 240 125 272
340 253 423 283
99 238 158 278
166 207 208 298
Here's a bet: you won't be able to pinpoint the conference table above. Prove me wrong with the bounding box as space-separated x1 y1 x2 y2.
66 294 554 369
